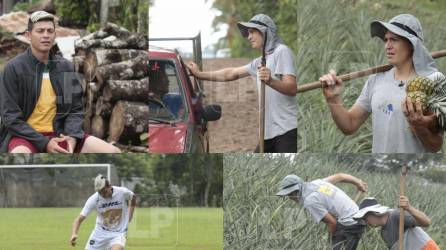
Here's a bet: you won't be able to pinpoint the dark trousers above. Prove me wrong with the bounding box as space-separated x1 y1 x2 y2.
255 128 297 153
331 223 365 250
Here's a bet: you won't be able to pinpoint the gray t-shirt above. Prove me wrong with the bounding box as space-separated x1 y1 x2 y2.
381 209 431 250
302 179 359 226
245 44 297 140
355 68 444 153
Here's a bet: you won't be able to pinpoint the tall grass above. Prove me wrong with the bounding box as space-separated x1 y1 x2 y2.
223 154 446 249
296 0 446 152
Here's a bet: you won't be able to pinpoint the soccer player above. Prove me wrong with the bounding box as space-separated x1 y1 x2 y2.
70 175 136 250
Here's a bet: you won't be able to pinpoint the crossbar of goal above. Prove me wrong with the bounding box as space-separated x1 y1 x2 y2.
0 164 111 180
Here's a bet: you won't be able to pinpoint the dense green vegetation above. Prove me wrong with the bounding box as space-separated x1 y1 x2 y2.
0 154 223 207
224 154 446 249
211 0 297 58
294 0 446 152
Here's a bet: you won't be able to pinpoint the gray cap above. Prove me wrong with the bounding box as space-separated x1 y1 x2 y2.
371 14 423 41
29 11 55 24
276 174 303 196
237 14 277 38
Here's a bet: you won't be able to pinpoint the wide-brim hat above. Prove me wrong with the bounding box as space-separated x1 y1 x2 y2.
237 14 276 38
353 197 390 220
370 14 424 41
276 174 303 196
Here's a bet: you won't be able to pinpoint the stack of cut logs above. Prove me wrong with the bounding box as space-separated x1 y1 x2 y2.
73 23 148 152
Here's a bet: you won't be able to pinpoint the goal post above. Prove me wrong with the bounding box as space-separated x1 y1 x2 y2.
0 164 113 207
0 164 111 180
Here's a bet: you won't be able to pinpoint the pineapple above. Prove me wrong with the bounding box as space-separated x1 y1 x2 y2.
406 91 427 109
406 75 446 130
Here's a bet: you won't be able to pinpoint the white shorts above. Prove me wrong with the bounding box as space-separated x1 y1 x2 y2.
85 228 127 250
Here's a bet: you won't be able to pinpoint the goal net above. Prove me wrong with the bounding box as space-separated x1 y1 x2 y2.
0 164 113 207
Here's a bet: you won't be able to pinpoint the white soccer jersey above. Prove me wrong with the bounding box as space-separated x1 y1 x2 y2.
81 186 134 233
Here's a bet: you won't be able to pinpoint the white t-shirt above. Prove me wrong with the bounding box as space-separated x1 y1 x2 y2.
355 68 444 153
81 186 134 233
244 44 298 140
302 179 359 226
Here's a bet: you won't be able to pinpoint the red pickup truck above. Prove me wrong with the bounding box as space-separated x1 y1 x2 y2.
148 35 221 153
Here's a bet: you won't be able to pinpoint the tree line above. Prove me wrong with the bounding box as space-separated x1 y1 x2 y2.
0 154 222 207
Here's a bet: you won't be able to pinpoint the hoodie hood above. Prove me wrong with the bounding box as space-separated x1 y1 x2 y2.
237 13 283 53
370 13 437 76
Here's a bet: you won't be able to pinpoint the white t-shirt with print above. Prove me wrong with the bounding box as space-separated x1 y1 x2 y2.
244 44 298 140
355 68 444 153
302 179 359 226
81 186 134 233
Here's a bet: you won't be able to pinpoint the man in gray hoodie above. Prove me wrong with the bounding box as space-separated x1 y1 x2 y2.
187 14 298 153
276 173 367 249
320 14 444 153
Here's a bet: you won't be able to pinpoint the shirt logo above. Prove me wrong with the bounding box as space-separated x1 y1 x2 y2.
100 201 122 208
378 101 394 115
317 185 334 196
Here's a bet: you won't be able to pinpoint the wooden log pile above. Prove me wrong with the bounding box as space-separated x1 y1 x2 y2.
74 23 148 151
0 35 27 57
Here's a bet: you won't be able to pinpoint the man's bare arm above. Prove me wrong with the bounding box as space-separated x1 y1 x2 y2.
187 62 249 82
322 213 337 240
70 215 86 246
325 173 368 192
399 196 431 227
129 195 137 222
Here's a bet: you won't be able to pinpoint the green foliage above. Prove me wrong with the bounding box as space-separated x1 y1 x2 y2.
224 154 446 249
211 0 297 58
109 0 149 33
147 154 223 207
11 0 41 12
52 0 148 32
295 0 446 153
0 154 222 207
54 0 96 28
423 167 446 183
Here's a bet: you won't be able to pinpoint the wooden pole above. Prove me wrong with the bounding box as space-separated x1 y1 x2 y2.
259 32 267 153
100 0 110 27
399 165 408 250
354 190 364 203
297 49 446 93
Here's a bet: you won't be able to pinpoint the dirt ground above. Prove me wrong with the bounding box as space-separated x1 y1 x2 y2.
202 58 259 153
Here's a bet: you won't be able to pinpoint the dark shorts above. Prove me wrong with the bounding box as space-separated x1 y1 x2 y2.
332 223 365 250
255 128 297 153
8 132 90 153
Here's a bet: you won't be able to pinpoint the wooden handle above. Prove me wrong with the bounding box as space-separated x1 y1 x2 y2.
399 165 408 250
258 32 268 153
297 49 446 93
259 82 265 153
353 190 364 203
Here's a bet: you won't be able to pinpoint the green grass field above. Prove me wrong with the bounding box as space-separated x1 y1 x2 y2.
0 207 222 250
